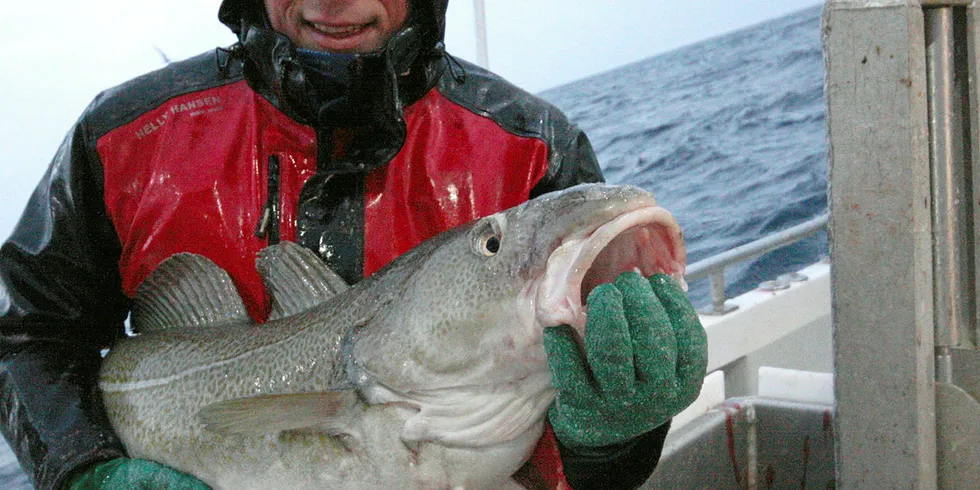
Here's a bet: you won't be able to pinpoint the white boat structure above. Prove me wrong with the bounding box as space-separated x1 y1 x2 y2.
646 1 980 488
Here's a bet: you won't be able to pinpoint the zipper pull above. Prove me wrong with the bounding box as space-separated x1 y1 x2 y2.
255 155 281 242
254 204 272 238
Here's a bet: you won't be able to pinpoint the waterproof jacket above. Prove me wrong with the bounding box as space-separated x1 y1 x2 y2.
0 2 669 489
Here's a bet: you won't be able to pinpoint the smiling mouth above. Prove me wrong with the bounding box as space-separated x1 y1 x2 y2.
307 20 375 39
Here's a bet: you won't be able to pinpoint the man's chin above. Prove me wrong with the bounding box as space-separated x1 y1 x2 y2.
303 30 384 54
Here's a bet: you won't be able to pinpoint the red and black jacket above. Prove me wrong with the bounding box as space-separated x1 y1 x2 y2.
0 2 668 489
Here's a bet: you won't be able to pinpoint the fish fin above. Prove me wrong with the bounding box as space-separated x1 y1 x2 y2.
132 253 249 332
197 391 357 436
257 242 350 321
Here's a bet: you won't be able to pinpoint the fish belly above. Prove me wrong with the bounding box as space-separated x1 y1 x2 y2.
102 370 542 489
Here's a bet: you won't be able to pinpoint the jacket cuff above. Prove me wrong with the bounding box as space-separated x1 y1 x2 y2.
0 343 126 490
557 421 671 490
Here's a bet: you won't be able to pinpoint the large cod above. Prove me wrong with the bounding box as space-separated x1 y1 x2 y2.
98 183 687 489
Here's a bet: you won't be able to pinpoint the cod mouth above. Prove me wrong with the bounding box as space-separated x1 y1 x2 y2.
534 204 686 336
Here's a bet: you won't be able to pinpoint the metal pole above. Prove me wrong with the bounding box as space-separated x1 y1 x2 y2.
706 271 737 315
969 2 980 346
473 0 489 69
926 6 975 355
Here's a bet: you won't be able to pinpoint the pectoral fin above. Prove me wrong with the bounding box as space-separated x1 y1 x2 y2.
197 391 358 436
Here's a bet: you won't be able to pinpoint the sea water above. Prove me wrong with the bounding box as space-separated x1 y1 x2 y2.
540 5 827 307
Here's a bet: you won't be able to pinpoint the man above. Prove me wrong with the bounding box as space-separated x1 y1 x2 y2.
0 0 707 488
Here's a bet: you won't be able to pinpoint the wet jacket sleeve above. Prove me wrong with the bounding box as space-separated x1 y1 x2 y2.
557 423 670 490
529 120 605 198
530 126 671 490
0 116 130 490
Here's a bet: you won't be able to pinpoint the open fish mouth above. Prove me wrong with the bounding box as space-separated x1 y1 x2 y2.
534 204 686 335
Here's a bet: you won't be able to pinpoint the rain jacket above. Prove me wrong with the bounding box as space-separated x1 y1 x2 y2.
0 0 668 488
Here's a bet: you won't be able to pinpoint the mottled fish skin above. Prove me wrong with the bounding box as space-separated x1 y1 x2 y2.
98 183 686 489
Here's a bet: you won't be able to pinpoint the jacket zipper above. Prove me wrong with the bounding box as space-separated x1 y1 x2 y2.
254 154 281 244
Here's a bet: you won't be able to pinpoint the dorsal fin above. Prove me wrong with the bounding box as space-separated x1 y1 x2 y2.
257 242 349 321
132 253 249 333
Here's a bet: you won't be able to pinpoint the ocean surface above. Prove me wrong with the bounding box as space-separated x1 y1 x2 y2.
541 5 828 307
0 5 827 487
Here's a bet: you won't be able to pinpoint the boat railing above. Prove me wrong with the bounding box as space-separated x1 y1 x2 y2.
684 213 829 315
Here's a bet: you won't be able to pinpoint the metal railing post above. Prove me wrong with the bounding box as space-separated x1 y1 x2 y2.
708 271 736 315
926 5 976 365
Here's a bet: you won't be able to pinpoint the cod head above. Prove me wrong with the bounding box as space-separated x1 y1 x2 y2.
346 183 686 448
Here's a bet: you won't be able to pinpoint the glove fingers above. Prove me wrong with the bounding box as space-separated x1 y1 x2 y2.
650 274 708 401
584 283 636 396
615 272 677 384
543 325 596 402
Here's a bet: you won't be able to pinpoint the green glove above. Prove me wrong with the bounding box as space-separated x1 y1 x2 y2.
543 272 708 448
67 458 210 490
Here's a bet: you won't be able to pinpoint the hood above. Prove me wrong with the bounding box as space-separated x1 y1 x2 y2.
214 0 452 175
217 0 449 54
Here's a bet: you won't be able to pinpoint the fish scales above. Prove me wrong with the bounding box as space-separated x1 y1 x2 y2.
98 184 687 489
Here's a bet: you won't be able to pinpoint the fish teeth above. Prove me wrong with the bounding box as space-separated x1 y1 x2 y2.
671 272 690 292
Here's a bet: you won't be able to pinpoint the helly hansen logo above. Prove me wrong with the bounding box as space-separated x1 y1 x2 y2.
135 96 224 139
170 96 222 116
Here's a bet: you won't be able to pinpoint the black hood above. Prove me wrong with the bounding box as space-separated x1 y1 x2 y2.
215 0 452 175
217 0 449 54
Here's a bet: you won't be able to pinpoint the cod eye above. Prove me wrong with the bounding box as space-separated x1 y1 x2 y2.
481 234 501 256
471 216 505 257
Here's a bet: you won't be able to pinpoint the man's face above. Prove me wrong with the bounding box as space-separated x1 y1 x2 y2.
264 0 409 53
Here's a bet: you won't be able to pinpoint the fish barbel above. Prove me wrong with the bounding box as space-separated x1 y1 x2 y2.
98 183 686 489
